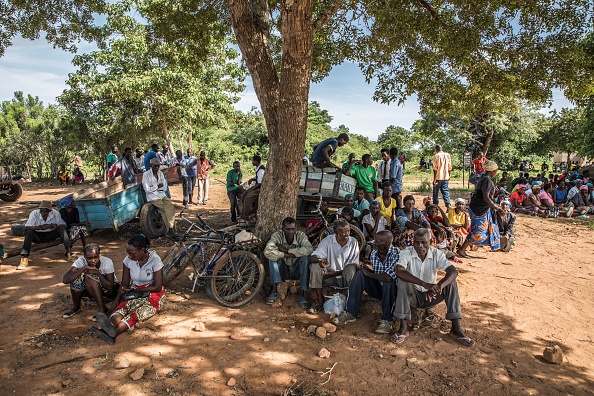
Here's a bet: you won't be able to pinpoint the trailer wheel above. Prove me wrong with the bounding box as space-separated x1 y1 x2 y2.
139 203 167 238
11 221 26 236
0 183 23 202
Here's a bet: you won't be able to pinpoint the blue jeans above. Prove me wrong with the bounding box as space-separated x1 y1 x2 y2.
186 176 196 200
346 269 396 321
269 256 309 291
433 179 451 208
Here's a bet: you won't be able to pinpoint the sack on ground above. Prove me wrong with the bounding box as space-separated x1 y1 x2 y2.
323 292 346 315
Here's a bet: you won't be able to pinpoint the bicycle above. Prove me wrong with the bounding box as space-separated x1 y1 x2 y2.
161 212 265 308
305 195 365 251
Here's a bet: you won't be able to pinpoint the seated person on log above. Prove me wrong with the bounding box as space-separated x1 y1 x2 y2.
310 133 349 169
308 219 360 314
263 217 313 308
142 158 179 239
18 200 74 270
332 231 398 335
90 234 166 344
391 228 475 347
62 243 119 320
59 195 91 249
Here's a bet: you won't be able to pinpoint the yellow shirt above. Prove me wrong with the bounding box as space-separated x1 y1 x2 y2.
447 208 469 235
377 197 397 220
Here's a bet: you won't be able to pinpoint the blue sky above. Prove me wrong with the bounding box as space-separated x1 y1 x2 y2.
0 37 572 141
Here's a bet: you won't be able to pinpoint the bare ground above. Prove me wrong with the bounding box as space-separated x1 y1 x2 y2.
0 180 593 396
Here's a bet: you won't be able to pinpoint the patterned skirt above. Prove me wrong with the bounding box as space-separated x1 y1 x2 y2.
466 208 500 251
112 285 166 328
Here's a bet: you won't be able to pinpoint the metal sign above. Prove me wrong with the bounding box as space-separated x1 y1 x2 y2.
463 152 472 167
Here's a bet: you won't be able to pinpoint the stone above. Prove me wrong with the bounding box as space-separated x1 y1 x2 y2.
113 357 130 369
227 377 237 387
37 342 44 348
543 345 563 364
289 285 299 294
315 327 327 339
129 368 144 381
271 299 283 308
192 322 206 332
61 379 72 387
322 323 337 333
230 332 242 340
318 348 331 358
277 282 289 300
406 358 418 369
264 337 270 342
306 325 318 334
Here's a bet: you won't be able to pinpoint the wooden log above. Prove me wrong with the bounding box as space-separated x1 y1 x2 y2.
3 240 62 259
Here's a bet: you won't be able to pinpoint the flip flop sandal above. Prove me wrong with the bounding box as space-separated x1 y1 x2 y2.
456 250 471 259
449 333 475 348
96 312 117 338
296 296 311 310
266 292 280 305
63 308 81 319
89 326 115 345
92 316 98 322
391 333 408 345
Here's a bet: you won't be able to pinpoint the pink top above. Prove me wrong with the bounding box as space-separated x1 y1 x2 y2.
539 191 553 205
196 158 211 179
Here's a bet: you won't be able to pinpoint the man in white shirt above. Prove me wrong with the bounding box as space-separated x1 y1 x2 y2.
391 228 474 347
241 155 265 222
142 158 178 238
308 219 360 314
18 200 72 270
432 144 452 209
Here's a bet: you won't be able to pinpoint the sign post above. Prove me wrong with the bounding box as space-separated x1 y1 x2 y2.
463 152 472 189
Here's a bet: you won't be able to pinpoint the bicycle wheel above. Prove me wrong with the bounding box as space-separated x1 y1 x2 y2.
162 245 195 286
209 250 264 308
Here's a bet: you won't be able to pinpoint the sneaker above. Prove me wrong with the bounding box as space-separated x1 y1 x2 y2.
17 257 28 270
375 319 393 334
332 311 356 325
63 308 81 319
184 203 189 209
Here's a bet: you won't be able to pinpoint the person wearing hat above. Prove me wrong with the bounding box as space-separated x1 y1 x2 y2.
569 184 593 218
457 160 502 258
142 158 179 238
497 200 516 252
524 183 549 217
509 184 530 214
18 200 73 270
567 179 583 201
59 195 91 247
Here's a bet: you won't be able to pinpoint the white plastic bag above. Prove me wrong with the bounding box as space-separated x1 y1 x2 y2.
323 292 346 315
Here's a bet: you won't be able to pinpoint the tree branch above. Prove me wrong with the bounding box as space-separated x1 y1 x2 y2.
313 0 345 32
416 0 439 21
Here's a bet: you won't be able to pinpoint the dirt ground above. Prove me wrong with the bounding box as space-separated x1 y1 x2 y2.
1 179 593 396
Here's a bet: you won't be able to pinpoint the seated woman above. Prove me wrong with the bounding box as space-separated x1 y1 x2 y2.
497 200 516 252
570 185 594 218
59 196 91 248
90 234 166 344
393 195 431 249
376 182 397 227
72 166 85 184
362 200 387 241
447 198 470 249
425 204 459 261
62 243 118 319
509 184 532 214
523 184 549 217
539 183 556 217
552 180 574 217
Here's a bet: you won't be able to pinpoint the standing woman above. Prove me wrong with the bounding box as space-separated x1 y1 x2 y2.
91 234 165 344
457 160 502 258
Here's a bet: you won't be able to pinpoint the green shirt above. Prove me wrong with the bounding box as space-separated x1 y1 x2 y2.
107 152 118 167
350 164 377 193
226 169 242 191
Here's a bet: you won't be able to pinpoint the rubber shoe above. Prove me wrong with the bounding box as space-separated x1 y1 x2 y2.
566 206 574 217
17 257 28 270
332 311 356 325
375 320 393 334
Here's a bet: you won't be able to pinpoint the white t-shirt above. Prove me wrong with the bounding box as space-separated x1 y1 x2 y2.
361 214 387 237
72 256 118 282
142 170 168 201
312 234 359 273
255 164 265 184
25 209 66 232
123 250 164 287
396 246 451 292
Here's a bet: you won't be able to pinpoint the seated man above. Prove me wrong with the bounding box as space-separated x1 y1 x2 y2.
361 200 387 241
353 186 370 218
18 200 73 270
263 217 313 309
142 158 178 238
338 207 361 229
309 219 360 314
392 228 474 347
337 194 361 219
59 195 91 248
62 244 118 319
332 231 398 334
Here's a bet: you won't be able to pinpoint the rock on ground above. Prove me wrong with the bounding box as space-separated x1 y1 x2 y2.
315 327 327 339
129 368 145 381
543 345 563 364
318 348 331 358
113 356 130 369
227 377 237 386
323 323 337 333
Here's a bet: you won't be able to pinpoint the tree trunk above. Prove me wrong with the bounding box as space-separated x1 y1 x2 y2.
228 0 314 241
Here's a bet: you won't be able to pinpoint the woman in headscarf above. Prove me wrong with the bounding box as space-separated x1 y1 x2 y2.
497 200 516 252
523 183 549 217
457 160 502 258
59 195 91 248
393 195 432 249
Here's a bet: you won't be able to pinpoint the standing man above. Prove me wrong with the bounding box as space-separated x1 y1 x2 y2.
134 148 145 173
432 144 452 209
308 219 360 314
241 155 265 222
389 147 404 209
157 145 172 166
106 146 118 175
171 150 190 209
226 161 244 223
184 148 197 205
377 148 391 185
196 151 213 205
264 217 313 308
346 154 378 202
333 231 398 334
143 144 160 171
310 133 349 169
142 158 178 238
18 201 73 269
391 228 474 347
110 147 139 187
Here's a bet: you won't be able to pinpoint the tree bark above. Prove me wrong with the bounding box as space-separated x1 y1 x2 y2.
228 0 314 242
